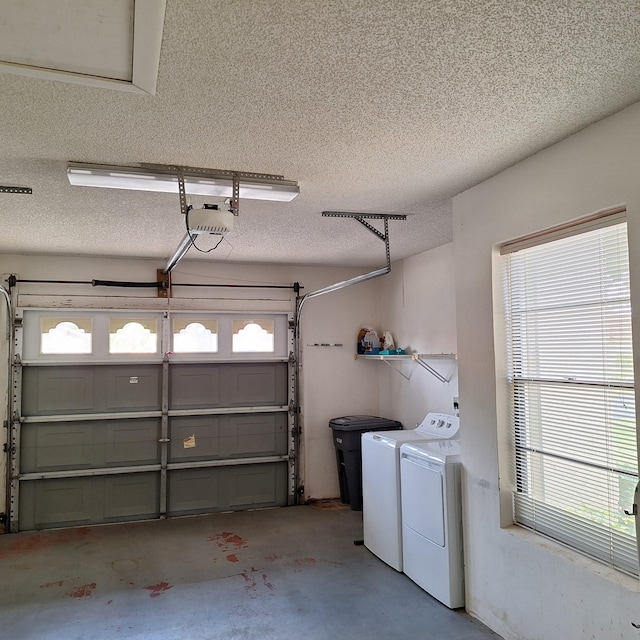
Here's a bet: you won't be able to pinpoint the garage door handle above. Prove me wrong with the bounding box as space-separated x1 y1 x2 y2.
158 438 170 443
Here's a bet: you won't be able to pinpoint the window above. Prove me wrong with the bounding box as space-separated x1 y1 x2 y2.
109 318 158 354
172 318 218 353
40 317 92 354
232 319 274 353
502 212 638 575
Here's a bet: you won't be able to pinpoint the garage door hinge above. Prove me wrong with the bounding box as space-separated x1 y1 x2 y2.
13 354 21 365
289 402 300 414
288 351 296 364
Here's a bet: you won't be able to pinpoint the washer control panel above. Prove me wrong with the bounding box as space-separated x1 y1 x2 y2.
416 412 460 437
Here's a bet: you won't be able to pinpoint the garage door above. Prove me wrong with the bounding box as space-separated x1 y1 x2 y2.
9 311 295 531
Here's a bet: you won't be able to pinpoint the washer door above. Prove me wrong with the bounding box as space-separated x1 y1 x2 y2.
401 452 445 547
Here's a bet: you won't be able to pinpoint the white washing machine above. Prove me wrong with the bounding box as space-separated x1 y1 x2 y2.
361 412 459 571
400 439 464 609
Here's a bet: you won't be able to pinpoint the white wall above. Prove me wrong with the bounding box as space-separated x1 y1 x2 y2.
453 103 640 640
377 244 459 427
0 253 382 515
297 272 382 500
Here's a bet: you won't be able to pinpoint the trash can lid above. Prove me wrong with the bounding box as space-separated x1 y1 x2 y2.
328 415 402 430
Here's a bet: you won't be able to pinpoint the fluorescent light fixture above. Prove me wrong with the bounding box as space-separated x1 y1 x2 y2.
67 162 300 202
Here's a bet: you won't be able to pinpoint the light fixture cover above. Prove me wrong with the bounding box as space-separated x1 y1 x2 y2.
67 162 300 202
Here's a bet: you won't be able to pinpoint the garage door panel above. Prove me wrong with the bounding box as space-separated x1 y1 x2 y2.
170 365 221 409
19 474 159 530
226 463 288 508
220 413 287 457
169 416 221 462
21 423 89 472
22 365 162 416
170 363 287 408
22 367 94 415
222 363 288 406
104 420 161 465
167 463 288 516
168 413 287 462
168 468 220 515
19 479 94 530
103 473 159 520
168 363 288 409
105 367 162 411
21 419 161 472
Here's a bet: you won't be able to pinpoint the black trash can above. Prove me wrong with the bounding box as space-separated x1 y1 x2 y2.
329 415 402 511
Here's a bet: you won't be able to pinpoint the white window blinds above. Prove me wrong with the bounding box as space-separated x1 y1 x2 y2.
503 215 638 575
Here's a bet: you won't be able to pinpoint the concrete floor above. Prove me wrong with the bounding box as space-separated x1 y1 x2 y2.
0 503 502 640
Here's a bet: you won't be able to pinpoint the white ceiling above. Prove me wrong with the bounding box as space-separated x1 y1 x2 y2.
1 0 640 268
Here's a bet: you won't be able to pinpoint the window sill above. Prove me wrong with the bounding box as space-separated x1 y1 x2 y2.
502 524 639 590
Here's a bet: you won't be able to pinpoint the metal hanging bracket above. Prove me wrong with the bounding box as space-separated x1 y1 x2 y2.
321 211 407 266
0 186 32 194
142 162 298 218
177 169 188 216
296 212 407 322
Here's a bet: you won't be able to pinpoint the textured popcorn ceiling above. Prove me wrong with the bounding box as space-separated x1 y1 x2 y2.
1 0 640 268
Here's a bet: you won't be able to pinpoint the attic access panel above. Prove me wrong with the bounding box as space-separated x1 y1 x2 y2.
0 0 165 94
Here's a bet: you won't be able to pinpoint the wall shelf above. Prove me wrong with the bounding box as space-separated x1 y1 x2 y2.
355 353 457 383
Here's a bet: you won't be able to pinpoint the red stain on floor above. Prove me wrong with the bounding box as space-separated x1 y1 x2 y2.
0 528 94 559
262 574 275 590
207 532 248 550
240 567 258 593
69 583 96 598
226 553 239 563
40 580 66 589
240 567 276 596
144 581 173 598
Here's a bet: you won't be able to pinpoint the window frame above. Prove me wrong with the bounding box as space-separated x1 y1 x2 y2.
501 210 638 576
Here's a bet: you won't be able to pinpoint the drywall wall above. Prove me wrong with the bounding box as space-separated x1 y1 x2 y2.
377 244 459 427
453 102 640 639
0 253 382 513
296 269 384 500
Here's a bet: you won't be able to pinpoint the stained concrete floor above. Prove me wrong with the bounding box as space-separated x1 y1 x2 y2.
0 503 502 640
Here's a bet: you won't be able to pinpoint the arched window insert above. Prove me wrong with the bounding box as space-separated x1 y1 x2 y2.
109 318 158 354
172 318 218 353
40 317 92 354
232 319 275 353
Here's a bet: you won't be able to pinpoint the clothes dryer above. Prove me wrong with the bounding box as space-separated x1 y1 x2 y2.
400 439 464 608
361 412 459 571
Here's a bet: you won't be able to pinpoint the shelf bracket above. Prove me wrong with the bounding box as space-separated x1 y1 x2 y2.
381 357 414 381
356 353 456 383
412 354 453 383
